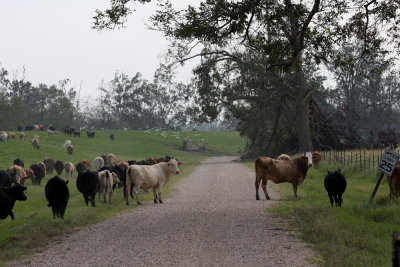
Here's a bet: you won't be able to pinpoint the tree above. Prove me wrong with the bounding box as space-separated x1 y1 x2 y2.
93 0 400 153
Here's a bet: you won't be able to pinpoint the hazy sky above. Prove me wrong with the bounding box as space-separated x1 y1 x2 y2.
0 0 197 97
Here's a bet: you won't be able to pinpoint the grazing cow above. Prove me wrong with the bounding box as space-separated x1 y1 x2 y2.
33 135 39 140
19 132 25 141
324 170 347 207
32 137 40 150
43 158 56 175
94 157 104 170
25 125 34 131
0 171 12 188
8 165 27 184
105 154 117 167
33 125 39 131
0 132 8 142
86 131 95 138
47 129 56 135
8 132 16 140
125 158 183 205
312 151 322 165
110 134 114 141
21 169 36 185
80 160 92 170
0 184 27 220
13 158 24 168
387 161 400 199
76 171 100 207
30 163 45 185
55 160 64 175
64 162 75 179
255 152 313 200
67 145 74 154
98 170 120 204
277 154 291 160
63 140 72 148
45 176 69 219
73 131 80 137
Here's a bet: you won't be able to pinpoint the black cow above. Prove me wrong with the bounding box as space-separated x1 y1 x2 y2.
13 158 24 168
0 171 12 188
86 131 95 138
30 164 45 185
76 171 99 207
75 162 87 174
48 125 56 131
45 176 69 219
54 160 64 175
17 125 22 131
0 184 27 220
73 132 80 137
25 125 34 131
324 170 347 207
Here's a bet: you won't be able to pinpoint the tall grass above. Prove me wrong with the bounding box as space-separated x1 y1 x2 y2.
244 156 399 266
0 130 244 265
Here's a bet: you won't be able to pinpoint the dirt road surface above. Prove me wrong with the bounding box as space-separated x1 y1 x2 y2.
17 156 315 266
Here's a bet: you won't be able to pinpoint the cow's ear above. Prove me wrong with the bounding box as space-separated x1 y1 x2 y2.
178 162 183 166
338 169 341 173
66 180 69 185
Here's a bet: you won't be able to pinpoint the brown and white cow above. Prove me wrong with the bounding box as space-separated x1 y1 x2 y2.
64 162 75 179
312 151 322 165
255 152 313 200
125 158 183 205
19 132 25 141
98 170 120 204
8 165 27 184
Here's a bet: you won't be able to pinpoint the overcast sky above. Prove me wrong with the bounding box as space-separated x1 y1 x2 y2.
0 0 197 97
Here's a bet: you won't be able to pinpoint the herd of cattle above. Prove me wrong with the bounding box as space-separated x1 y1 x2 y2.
0 148 183 220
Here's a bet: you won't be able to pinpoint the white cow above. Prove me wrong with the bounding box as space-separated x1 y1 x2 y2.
63 140 72 148
125 158 183 205
94 157 104 170
64 162 75 179
98 170 120 204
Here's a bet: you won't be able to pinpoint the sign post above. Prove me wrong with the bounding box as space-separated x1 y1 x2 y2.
369 149 399 204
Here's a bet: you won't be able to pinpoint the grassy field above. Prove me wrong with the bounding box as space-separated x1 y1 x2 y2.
244 156 398 266
0 130 244 265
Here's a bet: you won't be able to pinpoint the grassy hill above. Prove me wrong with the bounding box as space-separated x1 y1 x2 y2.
0 130 244 265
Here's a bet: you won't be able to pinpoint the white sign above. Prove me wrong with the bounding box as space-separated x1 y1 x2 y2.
377 149 400 176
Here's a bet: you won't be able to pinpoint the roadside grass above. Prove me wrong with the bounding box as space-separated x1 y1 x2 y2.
243 158 398 266
0 130 244 266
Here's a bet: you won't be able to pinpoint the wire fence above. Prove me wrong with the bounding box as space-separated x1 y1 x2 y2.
320 149 400 173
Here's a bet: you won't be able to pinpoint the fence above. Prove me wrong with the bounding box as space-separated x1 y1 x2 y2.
320 149 400 173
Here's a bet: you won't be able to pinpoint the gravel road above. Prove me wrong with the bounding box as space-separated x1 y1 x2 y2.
15 156 315 266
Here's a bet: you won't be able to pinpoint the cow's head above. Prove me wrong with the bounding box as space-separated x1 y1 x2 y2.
304 152 313 167
10 184 28 201
167 159 183 174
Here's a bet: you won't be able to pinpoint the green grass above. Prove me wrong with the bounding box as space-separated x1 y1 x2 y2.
244 158 398 266
0 130 244 265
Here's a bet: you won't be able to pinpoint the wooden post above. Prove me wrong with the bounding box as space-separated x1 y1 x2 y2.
369 172 385 203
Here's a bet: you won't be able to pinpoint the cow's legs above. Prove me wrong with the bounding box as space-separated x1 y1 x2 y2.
52 206 56 219
328 193 334 206
125 178 131 205
158 184 163 203
255 176 261 200
261 179 270 200
10 210 15 220
292 183 298 198
84 195 89 206
135 187 141 205
333 194 339 206
103 189 107 204
152 187 158 203
90 195 96 207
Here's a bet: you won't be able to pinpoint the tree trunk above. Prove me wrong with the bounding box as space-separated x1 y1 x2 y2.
294 61 313 153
